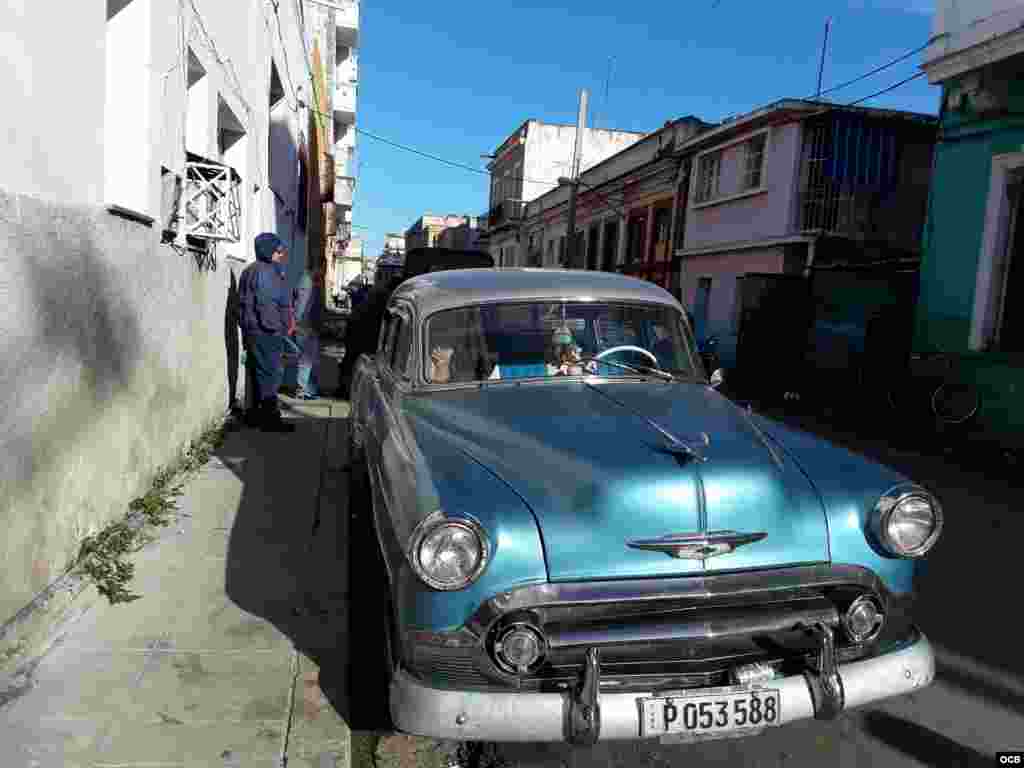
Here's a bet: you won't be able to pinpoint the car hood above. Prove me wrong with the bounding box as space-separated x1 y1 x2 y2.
403 381 829 581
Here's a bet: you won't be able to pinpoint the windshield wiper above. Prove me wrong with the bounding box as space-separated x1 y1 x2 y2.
578 356 676 381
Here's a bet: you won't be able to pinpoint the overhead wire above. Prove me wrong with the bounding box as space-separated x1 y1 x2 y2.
809 41 931 99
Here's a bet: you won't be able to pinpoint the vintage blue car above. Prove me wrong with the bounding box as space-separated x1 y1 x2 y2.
348 268 940 746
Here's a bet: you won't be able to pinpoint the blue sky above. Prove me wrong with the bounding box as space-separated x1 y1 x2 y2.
351 0 937 257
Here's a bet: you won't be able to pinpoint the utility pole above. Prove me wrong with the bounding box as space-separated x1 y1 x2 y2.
815 18 831 99
565 88 589 269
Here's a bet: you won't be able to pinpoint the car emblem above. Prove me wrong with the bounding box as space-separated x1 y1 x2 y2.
626 530 768 560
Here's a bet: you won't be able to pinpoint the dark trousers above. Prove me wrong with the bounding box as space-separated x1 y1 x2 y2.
243 332 285 403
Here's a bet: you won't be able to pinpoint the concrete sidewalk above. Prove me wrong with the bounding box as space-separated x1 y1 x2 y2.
0 393 358 768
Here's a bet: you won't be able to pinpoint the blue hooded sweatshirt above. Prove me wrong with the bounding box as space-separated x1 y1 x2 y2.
239 233 290 336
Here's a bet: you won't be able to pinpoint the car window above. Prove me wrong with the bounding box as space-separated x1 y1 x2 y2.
425 301 699 383
391 313 412 378
378 312 399 363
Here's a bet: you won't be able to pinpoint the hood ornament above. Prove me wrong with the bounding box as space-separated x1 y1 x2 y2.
627 530 767 560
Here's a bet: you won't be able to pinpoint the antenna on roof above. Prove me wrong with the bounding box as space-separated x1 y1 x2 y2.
815 18 832 99
596 56 615 130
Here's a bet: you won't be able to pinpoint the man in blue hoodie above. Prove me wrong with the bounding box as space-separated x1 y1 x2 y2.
238 232 296 432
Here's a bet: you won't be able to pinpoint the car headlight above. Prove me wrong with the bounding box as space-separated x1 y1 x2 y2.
873 485 943 558
407 511 490 591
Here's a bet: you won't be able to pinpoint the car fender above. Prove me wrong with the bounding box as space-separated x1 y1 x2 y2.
368 406 549 634
750 414 919 596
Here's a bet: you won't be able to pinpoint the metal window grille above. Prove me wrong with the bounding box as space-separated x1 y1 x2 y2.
183 159 241 242
799 115 900 237
742 134 766 191
696 152 721 203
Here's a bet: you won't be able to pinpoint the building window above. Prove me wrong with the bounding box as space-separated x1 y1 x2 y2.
742 133 767 191
695 152 721 204
627 214 646 265
602 219 619 271
586 226 600 270
653 206 671 262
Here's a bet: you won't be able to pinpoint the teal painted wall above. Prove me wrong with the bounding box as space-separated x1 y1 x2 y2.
914 77 1024 441
915 131 992 352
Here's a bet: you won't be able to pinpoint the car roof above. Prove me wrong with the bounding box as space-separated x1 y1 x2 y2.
390 268 683 317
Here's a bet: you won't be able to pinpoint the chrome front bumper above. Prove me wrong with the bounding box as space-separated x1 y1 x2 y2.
390 628 935 743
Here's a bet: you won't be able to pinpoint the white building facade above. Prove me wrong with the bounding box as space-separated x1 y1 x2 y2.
485 121 646 266
0 0 350 640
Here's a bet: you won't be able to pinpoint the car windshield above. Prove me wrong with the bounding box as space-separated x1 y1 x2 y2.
424 301 701 384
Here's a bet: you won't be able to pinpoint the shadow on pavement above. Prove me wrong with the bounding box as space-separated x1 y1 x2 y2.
217 399 356 725
757 402 1024 702
861 710 991 767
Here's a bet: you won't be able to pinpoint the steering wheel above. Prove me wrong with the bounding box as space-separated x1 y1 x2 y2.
595 345 659 366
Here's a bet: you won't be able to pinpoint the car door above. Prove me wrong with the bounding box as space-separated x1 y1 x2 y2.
363 310 399 463
351 309 392 457
367 305 421 556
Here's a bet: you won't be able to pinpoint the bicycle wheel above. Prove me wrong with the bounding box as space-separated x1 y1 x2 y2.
931 381 981 425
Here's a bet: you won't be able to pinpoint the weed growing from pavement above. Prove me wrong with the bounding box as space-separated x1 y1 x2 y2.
72 418 227 605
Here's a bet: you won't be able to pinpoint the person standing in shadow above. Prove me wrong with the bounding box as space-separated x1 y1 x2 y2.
237 232 296 433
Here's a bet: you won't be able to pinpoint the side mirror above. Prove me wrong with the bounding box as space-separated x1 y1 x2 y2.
709 368 725 390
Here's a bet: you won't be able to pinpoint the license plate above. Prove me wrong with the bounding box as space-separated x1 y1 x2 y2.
639 685 781 738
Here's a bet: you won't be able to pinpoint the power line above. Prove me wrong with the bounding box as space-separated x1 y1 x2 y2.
823 70 928 113
355 127 558 188
811 41 930 99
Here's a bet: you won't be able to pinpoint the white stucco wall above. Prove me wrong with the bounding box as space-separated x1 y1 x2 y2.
521 123 645 203
927 0 1024 60
924 0 1024 80
0 0 316 634
0 190 233 622
0 3 106 205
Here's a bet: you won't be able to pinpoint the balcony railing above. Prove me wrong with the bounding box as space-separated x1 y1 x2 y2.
182 155 241 242
487 199 524 229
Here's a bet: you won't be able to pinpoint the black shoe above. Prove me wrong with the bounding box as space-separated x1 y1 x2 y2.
259 400 296 433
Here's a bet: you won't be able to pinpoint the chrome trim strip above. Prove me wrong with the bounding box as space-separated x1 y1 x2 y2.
390 628 935 742
465 564 887 639
546 599 838 650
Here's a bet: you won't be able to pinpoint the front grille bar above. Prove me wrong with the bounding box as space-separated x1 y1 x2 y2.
546 598 838 650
